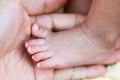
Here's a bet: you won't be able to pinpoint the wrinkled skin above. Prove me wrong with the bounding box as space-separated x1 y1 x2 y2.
1 0 120 80
0 1 55 80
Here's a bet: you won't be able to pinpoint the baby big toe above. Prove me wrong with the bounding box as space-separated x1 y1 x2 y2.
32 51 51 62
32 23 48 38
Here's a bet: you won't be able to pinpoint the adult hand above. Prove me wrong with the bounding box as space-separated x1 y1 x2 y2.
53 46 120 80
0 0 67 80
0 0 120 80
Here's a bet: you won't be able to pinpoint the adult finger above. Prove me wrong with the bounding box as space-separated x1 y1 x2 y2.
36 14 86 31
53 65 106 80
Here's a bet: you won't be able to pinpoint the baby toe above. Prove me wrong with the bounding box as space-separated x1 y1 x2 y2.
25 39 46 48
32 51 52 62
37 15 53 30
27 44 49 54
32 23 48 38
37 58 59 69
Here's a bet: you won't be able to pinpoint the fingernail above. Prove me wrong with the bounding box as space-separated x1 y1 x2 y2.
37 63 40 68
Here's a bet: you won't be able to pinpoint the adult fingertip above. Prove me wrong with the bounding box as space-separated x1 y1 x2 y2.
88 65 106 78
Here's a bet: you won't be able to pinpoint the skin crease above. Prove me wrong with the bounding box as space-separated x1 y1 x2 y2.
0 0 67 80
0 0 120 80
0 2 34 80
0 1 105 79
26 0 120 78
64 0 120 65
27 13 120 79
27 0 120 79
25 0 120 69
0 0 67 57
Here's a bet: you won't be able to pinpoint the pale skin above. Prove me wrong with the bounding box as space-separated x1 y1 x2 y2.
0 0 64 80
0 0 115 80
25 0 120 70
1 0 120 80
65 0 120 65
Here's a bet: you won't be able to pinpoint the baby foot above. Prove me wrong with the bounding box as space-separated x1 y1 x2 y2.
33 27 114 69
25 14 114 69
25 22 51 61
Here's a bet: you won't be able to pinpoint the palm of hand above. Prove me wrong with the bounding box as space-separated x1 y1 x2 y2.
0 3 53 80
